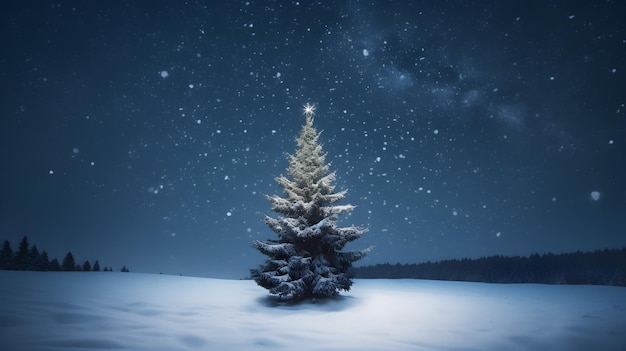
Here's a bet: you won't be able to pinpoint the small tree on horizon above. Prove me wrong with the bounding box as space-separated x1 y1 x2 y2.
40 250 51 271
28 245 46 271
15 236 30 270
0 240 14 270
49 258 61 271
62 252 76 271
251 104 372 300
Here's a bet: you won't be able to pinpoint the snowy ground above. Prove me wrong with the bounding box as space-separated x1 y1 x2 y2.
0 271 625 351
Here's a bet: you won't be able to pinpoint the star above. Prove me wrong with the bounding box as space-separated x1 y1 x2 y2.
303 103 316 116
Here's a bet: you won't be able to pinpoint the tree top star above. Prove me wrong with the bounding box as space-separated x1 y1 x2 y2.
303 103 316 116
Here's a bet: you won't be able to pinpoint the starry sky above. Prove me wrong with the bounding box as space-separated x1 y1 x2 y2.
1 1 625 278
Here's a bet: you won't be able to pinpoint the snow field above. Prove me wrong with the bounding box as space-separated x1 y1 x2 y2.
0 271 625 351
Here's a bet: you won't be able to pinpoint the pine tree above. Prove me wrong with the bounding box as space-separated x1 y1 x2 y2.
62 252 76 271
93 260 101 271
251 104 372 300
0 240 14 270
40 251 51 271
49 258 61 271
28 245 42 271
15 236 30 270
82 260 92 272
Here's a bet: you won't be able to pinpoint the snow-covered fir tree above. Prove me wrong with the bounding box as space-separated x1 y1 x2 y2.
251 103 372 300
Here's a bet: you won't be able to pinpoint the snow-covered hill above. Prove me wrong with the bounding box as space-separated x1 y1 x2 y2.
0 271 624 350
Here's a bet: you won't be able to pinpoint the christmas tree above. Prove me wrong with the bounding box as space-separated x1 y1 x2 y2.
251 103 372 300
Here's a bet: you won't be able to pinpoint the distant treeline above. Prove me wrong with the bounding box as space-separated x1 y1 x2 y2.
0 236 130 273
351 248 626 287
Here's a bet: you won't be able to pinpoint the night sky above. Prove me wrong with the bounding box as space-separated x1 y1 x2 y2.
1 1 625 278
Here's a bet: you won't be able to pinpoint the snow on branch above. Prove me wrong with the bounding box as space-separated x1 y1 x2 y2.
314 190 347 204
322 204 355 215
252 240 297 258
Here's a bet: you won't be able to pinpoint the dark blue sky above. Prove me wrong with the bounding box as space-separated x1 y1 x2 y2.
1 1 625 278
